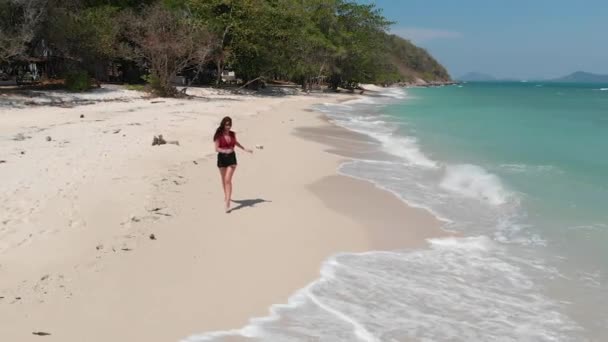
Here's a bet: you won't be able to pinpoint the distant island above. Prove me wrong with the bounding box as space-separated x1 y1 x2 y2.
457 72 496 82
457 71 608 84
548 71 608 83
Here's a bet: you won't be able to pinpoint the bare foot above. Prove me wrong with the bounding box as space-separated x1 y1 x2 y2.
225 201 231 213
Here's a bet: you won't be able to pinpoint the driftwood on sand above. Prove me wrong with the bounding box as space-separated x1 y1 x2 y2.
152 134 179 146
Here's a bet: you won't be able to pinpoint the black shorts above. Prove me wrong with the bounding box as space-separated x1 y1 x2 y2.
217 152 237 168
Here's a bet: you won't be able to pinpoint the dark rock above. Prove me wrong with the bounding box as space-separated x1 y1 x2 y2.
80 114 84 118
14 133 30 141
149 234 156 240
152 135 169 146
193 160 198 165
45 136 52 142
32 332 51 336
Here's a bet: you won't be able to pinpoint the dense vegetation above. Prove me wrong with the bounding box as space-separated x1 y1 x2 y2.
0 0 451 96
384 34 450 83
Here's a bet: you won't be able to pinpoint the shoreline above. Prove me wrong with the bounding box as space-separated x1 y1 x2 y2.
0 86 447 341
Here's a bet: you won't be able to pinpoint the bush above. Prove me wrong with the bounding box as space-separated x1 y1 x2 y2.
125 84 146 91
142 74 161 90
65 70 91 92
142 73 176 96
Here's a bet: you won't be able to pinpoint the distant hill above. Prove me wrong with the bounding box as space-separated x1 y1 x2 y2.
550 71 608 83
384 34 452 83
458 72 496 82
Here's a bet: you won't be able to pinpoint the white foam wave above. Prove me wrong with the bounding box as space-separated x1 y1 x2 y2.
337 159 526 238
440 164 512 205
335 162 454 225
323 88 431 169
184 239 582 342
321 102 355 110
320 105 437 168
343 96 380 105
358 85 407 99
371 133 437 168
577 270 603 288
428 235 495 252
499 163 561 174
183 262 378 342
567 223 608 231
378 88 407 99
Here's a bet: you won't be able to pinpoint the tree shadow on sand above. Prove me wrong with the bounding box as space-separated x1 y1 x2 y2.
229 198 272 213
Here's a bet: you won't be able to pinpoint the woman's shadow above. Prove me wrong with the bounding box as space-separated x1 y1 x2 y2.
229 198 272 213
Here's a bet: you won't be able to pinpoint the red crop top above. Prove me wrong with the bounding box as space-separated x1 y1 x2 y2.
217 131 236 149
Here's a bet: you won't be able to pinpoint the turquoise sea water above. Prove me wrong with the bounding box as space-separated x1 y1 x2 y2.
389 82 608 338
393 82 608 260
186 83 608 342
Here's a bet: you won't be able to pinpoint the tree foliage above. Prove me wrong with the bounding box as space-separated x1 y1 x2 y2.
0 0 46 62
121 2 216 96
0 0 451 95
384 34 450 83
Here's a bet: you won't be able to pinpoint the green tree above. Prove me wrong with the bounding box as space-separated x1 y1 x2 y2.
121 2 216 96
2 0 451 91
42 3 123 79
327 1 392 89
279 0 338 90
0 0 46 62
384 34 451 82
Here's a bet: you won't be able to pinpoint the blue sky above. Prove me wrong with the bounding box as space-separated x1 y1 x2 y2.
363 0 608 80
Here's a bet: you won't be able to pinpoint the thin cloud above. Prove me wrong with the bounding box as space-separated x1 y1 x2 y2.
391 27 463 43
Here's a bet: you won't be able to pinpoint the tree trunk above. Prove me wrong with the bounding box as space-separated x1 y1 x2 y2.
215 19 232 87
238 76 263 90
216 60 222 86
329 74 341 91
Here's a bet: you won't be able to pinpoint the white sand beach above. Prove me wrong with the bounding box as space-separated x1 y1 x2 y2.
0 86 445 341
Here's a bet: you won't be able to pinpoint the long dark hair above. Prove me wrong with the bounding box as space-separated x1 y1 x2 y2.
213 116 233 141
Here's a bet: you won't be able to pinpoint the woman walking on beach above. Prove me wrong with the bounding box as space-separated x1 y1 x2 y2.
214 116 253 212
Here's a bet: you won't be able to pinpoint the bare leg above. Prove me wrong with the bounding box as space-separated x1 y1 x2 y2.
224 166 237 212
219 167 227 208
